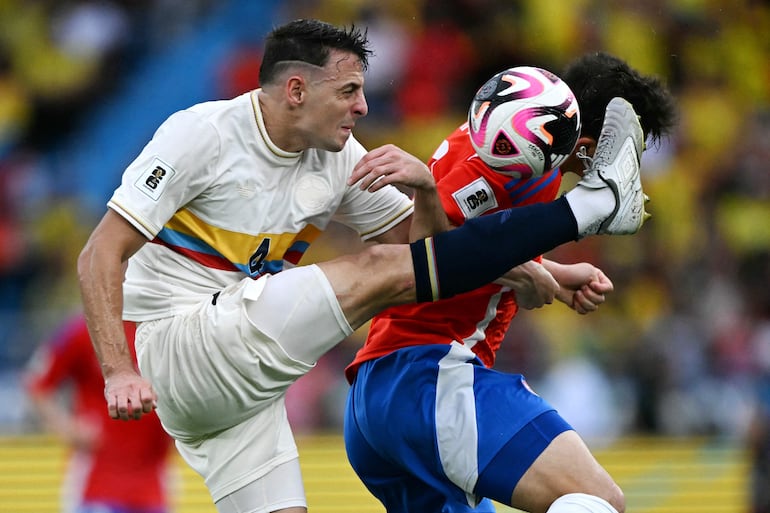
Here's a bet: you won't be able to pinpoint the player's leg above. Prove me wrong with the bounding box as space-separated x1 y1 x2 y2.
316 194 582 329
136 281 318 513
508 431 624 513
321 97 646 323
344 399 440 513
473 412 623 513
408 97 646 302
345 342 616 513
171 394 308 513
466 367 622 513
316 192 612 332
245 198 579 365
214 457 307 513
345 343 498 513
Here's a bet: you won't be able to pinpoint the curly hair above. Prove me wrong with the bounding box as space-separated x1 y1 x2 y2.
562 52 678 146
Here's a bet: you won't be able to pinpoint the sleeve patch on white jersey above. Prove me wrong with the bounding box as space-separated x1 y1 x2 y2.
133 158 176 201
452 176 498 220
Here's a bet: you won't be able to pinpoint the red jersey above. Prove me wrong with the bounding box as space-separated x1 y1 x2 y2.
25 315 173 509
346 123 562 382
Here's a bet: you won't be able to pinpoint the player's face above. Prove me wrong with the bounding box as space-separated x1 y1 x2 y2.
301 50 368 151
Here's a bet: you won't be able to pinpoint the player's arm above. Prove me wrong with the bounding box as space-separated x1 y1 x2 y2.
77 209 154 420
408 179 451 242
495 261 559 309
541 259 614 314
349 144 451 243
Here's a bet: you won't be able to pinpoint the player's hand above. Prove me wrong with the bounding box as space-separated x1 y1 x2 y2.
103 370 157 421
349 144 435 192
496 260 558 310
553 263 614 314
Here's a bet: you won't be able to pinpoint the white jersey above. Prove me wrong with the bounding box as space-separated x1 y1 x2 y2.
109 90 414 321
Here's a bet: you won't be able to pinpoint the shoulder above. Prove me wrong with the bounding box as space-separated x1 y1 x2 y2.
148 110 222 163
158 94 252 144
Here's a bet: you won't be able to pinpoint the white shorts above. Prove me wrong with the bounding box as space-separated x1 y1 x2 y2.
215 458 306 513
134 264 353 502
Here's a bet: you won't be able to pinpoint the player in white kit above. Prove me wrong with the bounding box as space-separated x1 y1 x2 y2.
78 18 650 513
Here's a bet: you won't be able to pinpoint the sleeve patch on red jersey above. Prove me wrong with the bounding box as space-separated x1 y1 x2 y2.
451 177 498 220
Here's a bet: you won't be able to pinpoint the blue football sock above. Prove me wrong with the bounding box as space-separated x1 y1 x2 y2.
410 196 578 302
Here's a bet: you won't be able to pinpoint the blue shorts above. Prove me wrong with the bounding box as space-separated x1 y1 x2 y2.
344 343 572 512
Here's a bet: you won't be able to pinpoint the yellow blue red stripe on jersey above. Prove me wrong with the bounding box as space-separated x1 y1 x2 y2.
152 208 322 277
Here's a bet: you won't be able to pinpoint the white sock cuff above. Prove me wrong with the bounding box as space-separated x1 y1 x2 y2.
564 187 615 236
547 493 619 513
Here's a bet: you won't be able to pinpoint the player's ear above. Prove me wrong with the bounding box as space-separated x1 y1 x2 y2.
286 76 306 105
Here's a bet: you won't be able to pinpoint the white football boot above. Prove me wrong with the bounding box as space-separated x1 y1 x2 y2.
575 97 649 236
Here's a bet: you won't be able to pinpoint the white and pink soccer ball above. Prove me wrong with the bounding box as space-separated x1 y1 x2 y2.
468 66 581 179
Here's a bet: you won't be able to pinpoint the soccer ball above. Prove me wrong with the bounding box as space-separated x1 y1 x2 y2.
468 66 581 178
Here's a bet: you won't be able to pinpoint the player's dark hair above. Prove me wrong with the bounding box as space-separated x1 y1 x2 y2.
562 52 678 146
259 18 372 85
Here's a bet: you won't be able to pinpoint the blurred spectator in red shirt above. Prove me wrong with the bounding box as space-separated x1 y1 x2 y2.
25 314 174 513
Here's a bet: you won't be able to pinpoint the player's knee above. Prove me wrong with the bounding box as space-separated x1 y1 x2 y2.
548 491 624 513
603 483 625 513
569 473 625 512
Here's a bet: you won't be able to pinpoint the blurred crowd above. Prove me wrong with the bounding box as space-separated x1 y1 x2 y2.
0 0 216 384
1 0 769 470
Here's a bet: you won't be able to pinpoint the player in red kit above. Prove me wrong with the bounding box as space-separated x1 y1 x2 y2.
346 125 569 375
344 53 678 513
25 315 174 513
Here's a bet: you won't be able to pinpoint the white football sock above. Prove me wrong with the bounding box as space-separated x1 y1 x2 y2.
546 493 620 513
564 186 615 235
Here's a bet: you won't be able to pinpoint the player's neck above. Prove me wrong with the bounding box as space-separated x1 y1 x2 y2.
257 90 305 153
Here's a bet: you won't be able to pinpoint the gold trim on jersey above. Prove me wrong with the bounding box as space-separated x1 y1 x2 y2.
251 90 302 159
